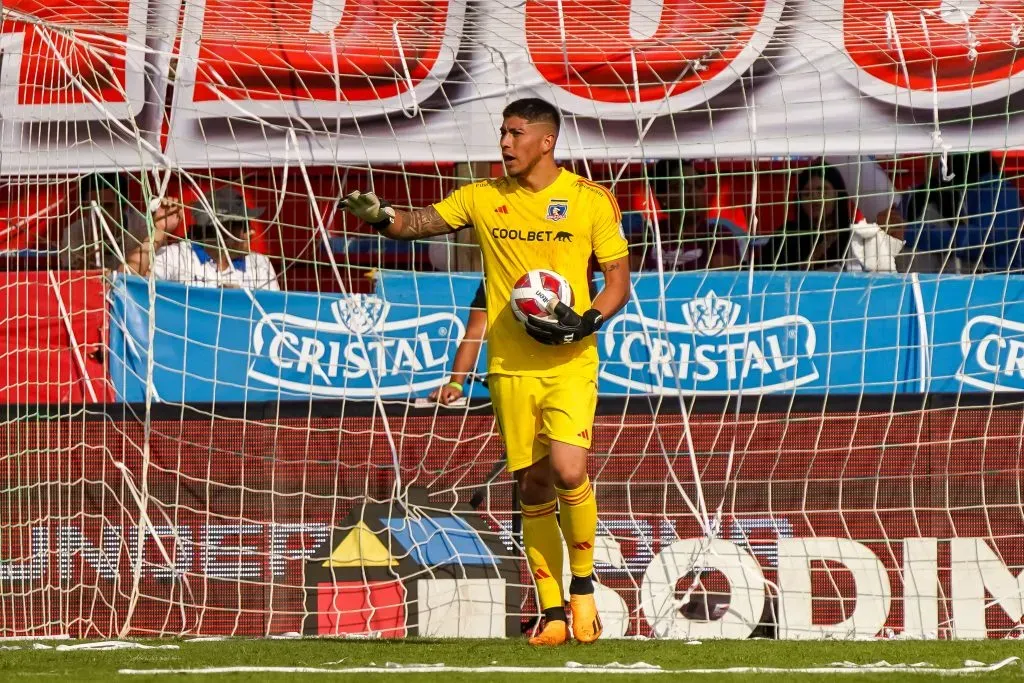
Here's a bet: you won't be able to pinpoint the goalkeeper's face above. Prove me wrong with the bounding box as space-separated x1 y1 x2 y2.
499 116 556 177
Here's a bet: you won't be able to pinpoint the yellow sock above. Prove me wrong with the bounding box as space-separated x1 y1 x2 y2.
555 477 597 580
521 499 564 611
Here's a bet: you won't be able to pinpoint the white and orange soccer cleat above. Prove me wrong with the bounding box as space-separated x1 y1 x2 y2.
568 593 603 644
528 619 569 646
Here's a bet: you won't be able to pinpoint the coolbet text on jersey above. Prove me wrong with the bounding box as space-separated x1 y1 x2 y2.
432 169 629 379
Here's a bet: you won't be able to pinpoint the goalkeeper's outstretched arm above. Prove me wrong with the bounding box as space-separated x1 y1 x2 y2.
341 191 456 241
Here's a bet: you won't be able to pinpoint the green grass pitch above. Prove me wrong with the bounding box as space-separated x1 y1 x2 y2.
1 638 1023 682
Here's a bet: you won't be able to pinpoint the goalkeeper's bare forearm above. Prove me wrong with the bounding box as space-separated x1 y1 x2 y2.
591 255 631 319
382 207 456 241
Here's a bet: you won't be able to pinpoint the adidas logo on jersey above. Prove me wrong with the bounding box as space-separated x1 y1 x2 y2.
494 205 509 214
577 429 590 440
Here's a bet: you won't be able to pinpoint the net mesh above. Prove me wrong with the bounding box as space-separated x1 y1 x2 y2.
2 0 1024 641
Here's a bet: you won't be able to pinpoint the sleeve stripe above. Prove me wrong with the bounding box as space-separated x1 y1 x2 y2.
577 179 622 223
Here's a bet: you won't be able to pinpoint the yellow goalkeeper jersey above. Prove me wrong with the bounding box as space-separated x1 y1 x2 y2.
433 169 629 378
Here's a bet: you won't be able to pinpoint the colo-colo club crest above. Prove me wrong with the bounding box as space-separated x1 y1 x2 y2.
546 199 568 221
600 291 819 394
248 294 465 397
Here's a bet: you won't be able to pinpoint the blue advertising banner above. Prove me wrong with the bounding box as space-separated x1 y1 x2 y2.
594 272 921 395
918 275 1024 394
107 274 475 403
106 270 1022 403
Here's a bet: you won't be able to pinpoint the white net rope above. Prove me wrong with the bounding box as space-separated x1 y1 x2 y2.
2 0 1024 640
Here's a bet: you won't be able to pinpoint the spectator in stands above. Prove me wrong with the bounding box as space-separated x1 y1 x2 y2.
757 164 852 270
643 160 740 271
61 173 180 272
901 152 1024 273
147 186 280 290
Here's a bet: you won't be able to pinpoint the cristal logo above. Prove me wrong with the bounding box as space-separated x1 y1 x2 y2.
332 294 388 335
681 290 742 336
248 294 465 398
956 315 1024 392
600 291 819 395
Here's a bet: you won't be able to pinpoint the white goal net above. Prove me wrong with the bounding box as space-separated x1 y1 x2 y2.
2 0 1024 641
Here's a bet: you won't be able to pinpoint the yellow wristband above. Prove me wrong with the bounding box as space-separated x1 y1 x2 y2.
446 381 463 393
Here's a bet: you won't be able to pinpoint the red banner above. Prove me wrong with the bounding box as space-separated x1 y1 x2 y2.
0 0 149 119
843 0 1024 107
158 0 1024 165
1 402 1021 639
0 271 112 403
7 0 1024 170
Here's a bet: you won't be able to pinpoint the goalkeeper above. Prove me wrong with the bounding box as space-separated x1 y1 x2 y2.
342 98 630 646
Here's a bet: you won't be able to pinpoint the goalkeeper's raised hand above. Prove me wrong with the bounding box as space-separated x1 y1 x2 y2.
525 301 604 346
339 191 456 241
340 190 395 231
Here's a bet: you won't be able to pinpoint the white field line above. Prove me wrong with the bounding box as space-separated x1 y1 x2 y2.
118 656 1022 676
0 634 70 642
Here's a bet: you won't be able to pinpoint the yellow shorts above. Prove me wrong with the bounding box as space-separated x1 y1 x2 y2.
488 374 598 472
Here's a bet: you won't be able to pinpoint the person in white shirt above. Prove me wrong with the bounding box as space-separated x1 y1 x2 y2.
145 186 280 291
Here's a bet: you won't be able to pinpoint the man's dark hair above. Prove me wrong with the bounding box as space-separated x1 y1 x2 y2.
79 173 129 201
502 98 560 134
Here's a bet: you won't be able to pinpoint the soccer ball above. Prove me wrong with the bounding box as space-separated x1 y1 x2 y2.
509 269 574 324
